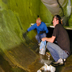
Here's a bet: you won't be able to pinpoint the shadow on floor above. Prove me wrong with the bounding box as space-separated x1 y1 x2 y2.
0 53 27 72
0 54 13 72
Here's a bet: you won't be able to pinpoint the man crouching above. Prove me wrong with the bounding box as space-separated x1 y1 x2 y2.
42 15 70 64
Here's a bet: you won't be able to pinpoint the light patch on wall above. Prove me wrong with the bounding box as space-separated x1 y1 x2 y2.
30 2 32 6
0 0 3 10
30 9 32 16
2 0 8 4
30 2 32 16
34 13 37 19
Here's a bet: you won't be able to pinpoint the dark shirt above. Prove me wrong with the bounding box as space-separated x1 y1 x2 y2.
52 24 70 53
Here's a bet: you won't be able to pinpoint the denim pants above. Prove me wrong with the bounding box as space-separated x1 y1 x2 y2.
35 33 46 43
47 42 68 62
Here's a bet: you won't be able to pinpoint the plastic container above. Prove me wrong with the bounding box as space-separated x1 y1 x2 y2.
39 41 46 55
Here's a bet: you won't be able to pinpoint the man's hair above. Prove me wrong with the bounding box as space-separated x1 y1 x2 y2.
53 15 61 24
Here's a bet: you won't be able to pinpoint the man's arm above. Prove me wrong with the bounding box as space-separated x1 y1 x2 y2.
23 24 36 38
27 23 36 32
42 36 56 43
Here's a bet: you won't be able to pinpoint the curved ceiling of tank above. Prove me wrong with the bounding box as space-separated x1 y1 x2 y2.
41 0 67 16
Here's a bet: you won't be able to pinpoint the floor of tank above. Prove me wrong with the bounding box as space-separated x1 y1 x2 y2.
0 28 72 72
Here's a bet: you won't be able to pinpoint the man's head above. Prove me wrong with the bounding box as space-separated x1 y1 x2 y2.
36 17 41 26
53 15 61 27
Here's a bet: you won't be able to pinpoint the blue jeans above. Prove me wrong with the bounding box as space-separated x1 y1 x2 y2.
35 33 46 43
47 42 69 62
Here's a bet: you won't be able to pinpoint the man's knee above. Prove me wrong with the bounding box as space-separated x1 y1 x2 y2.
47 42 52 49
42 33 46 37
47 42 50 49
35 34 39 39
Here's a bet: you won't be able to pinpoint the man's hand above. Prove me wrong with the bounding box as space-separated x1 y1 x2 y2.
23 31 28 38
42 36 56 43
42 37 46 41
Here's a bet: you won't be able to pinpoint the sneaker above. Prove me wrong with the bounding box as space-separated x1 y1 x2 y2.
54 58 64 65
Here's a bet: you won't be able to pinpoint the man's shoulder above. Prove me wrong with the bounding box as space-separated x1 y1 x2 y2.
55 24 63 28
34 23 36 25
33 23 37 26
57 24 62 26
41 22 46 25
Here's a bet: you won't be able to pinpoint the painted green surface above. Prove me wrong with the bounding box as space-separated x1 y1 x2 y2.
7 0 41 39
7 0 54 39
69 0 72 27
0 10 23 50
40 1 53 26
0 0 41 50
